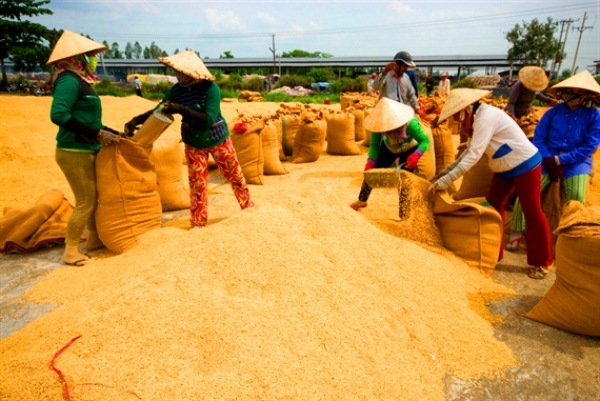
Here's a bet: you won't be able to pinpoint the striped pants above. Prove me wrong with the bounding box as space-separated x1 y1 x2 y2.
185 137 253 228
510 173 589 232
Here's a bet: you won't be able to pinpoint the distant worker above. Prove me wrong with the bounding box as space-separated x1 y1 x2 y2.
134 75 142 97
424 74 434 97
438 72 450 96
406 69 419 97
367 73 377 95
505 66 558 121
372 51 427 119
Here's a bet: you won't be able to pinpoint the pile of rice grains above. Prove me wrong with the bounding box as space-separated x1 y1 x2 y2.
0 96 518 401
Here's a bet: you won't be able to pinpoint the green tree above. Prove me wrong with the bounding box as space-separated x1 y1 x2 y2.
143 41 164 59
505 17 564 70
220 51 234 59
110 42 122 59
102 40 112 59
0 0 53 85
133 41 142 59
124 42 133 59
282 49 333 58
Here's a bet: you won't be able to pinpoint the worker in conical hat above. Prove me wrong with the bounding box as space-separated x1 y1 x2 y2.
47 29 123 266
349 97 431 210
507 70 600 267
124 50 253 228
433 88 554 279
505 66 558 123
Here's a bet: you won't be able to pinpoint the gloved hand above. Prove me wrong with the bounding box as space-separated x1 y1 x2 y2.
364 158 376 171
431 174 453 191
162 101 184 115
124 110 153 135
543 156 563 181
103 126 128 138
405 150 423 170
98 129 122 146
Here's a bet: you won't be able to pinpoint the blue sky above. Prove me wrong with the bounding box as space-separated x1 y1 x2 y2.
31 0 599 75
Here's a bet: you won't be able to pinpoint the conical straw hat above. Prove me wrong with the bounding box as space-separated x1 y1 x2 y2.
547 70 600 96
158 50 215 81
364 97 414 133
518 66 549 91
46 30 107 65
438 88 492 123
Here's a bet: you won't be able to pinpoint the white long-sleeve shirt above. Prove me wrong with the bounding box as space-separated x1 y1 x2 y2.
372 71 420 111
456 103 540 178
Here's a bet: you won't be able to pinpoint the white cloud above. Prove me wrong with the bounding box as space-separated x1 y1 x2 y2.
256 11 278 26
390 1 413 14
205 8 247 32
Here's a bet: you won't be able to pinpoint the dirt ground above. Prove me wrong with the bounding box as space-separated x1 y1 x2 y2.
0 95 599 400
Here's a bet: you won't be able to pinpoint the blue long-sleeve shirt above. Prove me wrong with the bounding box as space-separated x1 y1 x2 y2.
533 103 600 178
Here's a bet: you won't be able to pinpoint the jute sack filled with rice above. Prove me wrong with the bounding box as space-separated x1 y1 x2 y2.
149 130 189 211
325 110 361 156
261 120 288 175
526 201 600 336
230 119 265 185
292 114 327 163
431 192 503 277
95 140 163 254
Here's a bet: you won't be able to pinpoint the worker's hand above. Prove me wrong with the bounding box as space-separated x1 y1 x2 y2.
430 174 453 191
543 156 563 181
103 126 128 138
382 61 398 77
162 102 184 115
405 150 423 170
364 158 376 171
98 129 122 146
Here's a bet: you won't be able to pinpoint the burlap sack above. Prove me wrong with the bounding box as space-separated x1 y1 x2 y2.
0 189 72 253
362 108 372 147
416 120 436 181
453 153 494 201
340 94 359 110
149 131 189 211
230 120 264 185
430 119 456 175
325 110 361 156
292 116 326 163
95 140 163 254
526 202 600 337
350 107 366 142
281 114 301 157
431 192 503 277
261 121 288 175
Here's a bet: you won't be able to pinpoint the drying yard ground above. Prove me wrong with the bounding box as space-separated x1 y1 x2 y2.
0 95 598 401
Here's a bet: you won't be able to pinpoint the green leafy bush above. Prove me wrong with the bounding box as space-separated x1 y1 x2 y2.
278 74 311 89
452 78 478 89
244 77 264 92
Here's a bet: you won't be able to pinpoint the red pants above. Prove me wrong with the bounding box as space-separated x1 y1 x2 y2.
185 137 253 228
486 164 553 267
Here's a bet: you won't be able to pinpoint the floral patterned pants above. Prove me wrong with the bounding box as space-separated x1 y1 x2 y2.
185 137 253 228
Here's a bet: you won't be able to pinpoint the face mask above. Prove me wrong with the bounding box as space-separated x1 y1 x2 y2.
84 55 98 73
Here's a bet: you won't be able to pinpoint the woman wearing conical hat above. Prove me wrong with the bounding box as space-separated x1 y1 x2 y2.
432 88 554 279
505 66 558 122
349 97 430 210
47 30 123 266
507 70 600 266
124 51 253 228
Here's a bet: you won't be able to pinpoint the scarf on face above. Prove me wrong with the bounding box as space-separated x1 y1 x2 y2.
54 55 96 83
175 71 198 87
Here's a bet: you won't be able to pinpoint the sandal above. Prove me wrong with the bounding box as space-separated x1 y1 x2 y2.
505 234 524 251
350 200 367 211
528 266 549 279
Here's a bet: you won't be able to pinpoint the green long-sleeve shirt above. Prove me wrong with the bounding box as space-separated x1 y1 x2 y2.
367 116 430 160
50 73 102 151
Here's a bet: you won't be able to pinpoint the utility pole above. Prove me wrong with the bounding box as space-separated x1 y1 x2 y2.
571 12 593 76
269 34 276 75
556 18 577 77
550 20 566 79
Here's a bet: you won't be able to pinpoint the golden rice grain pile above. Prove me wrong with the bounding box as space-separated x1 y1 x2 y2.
1 185 516 401
0 94 568 401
